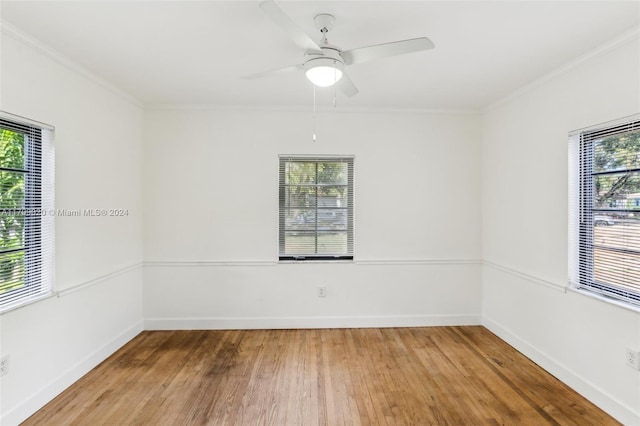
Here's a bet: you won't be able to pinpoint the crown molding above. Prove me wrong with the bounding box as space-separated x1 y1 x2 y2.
483 25 640 113
1 21 144 109
144 103 481 115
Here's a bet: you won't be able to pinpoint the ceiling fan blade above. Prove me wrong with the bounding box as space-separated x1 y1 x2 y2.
259 0 322 54
243 64 304 80
341 37 434 66
337 73 359 98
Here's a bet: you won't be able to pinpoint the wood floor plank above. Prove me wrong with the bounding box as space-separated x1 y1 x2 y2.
453 326 613 426
22 327 620 426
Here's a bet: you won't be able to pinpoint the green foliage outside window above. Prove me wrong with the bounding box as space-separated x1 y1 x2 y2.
594 131 640 209
0 128 26 293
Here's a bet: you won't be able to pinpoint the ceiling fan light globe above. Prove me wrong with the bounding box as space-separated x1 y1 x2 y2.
305 65 343 87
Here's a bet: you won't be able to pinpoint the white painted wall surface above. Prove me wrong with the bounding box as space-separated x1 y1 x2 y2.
0 30 144 425
143 109 483 328
482 36 640 424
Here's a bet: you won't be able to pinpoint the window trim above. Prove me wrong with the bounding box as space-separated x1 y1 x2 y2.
0 111 55 314
569 114 640 309
278 155 354 262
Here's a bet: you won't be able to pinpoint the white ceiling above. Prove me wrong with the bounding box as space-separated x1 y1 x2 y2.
2 1 639 110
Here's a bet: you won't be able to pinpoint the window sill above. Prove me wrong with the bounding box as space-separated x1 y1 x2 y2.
0 290 56 315
278 259 355 264
568 285 640 314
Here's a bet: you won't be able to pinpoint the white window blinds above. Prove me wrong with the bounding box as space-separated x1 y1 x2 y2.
569 115 640 307
279 156 354 260
0 112 55 313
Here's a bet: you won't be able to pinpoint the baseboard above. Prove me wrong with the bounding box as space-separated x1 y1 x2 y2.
483 316 640 425
1 320 144 426
144 314 482 330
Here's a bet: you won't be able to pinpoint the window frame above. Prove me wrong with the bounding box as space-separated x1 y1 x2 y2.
569 114 640 308
278 155 354 261
0 112 54 314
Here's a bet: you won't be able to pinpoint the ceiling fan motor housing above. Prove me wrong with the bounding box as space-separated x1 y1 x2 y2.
303 56 344 72
304 45 344 73
306 44 343 62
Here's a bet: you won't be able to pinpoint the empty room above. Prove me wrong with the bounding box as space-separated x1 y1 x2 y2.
0 0 639 424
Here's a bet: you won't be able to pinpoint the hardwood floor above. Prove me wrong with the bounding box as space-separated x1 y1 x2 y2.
23 327 619 425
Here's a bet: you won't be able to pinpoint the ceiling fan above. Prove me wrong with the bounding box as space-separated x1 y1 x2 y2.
247 0 435 97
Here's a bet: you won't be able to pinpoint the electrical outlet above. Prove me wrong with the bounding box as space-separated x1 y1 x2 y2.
626 348 640 371
0 355 9 376
317 286 326 298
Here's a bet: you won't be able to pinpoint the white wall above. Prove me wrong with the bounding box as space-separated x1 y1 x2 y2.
143 109 483 329
0 29 144 424
481 35 640 424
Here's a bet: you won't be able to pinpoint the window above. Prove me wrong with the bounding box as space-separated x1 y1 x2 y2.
569 115 640 307
279 156 354 260
0 112 54 313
